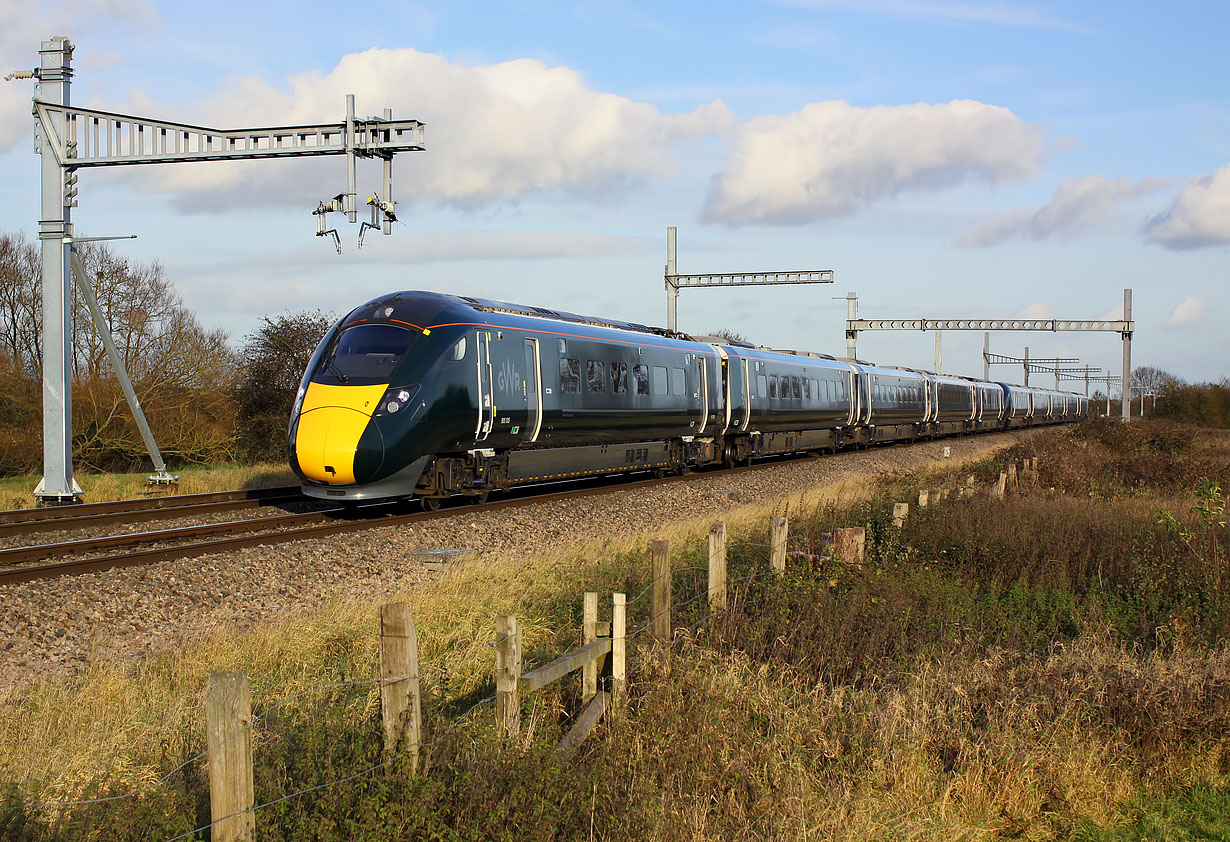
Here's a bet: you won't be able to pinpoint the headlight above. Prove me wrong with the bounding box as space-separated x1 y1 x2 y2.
373 384 420 417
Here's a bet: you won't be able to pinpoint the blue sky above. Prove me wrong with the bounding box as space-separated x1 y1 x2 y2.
1 0 1226 385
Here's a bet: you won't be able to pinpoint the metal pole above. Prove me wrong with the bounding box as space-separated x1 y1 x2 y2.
934 330 942 374
1054 360 1059 390
983 332 990 381
35 36 78 504
1085 364 1090 397
665 226 677 332
1121 288 1132 423
345 93 357 223
381 107 393 235
69 251 173 480
1023 346 1030 387
839 292 858 359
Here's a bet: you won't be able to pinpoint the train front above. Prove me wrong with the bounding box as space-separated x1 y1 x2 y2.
288 292 475 501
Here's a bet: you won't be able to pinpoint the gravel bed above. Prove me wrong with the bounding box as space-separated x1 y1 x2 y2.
0 431 1039 696
0 499 333 552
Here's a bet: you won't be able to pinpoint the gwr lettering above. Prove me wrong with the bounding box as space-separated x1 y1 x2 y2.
623 448 650 463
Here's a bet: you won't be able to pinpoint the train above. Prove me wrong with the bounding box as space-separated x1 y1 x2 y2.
288 290 1088 506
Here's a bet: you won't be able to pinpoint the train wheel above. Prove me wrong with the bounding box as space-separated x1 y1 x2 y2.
471 490 490 505
421 496 443 512
722 443 737 470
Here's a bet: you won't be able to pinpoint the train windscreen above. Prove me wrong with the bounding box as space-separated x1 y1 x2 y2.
311 324 412 386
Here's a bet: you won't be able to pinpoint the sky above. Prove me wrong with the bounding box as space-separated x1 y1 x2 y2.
1 0 1227 387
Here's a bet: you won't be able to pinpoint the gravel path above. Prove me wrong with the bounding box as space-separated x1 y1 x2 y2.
0 431 1039 696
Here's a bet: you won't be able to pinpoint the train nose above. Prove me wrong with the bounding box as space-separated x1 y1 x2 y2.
294 384 387 485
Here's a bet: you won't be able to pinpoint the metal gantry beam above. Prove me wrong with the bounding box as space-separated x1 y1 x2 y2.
664 227 834 332
848 289 1134 420
10 36 426 503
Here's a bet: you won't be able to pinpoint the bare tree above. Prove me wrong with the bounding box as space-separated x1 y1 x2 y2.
0 232 41 375
1131 366 1181 399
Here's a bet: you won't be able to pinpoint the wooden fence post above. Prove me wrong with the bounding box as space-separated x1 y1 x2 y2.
611 593 626 700
893 502 909 528
1007 462 1019 493
708 521 727 611
582 592 598 704
495 614 521 737
994 471 1007 500
918 489 929 508
379 603 422 773
206 671 254 842
770 516 788 575
942 445 951 459
833 527 865 564
651 540 672 642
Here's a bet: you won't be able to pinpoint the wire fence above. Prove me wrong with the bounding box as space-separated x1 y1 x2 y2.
8 513 858 839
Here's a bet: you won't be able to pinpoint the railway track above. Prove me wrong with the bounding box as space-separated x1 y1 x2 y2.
0 486 308 537
0 464 766 586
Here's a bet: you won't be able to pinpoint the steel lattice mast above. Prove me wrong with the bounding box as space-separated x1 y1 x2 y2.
8 36 425 503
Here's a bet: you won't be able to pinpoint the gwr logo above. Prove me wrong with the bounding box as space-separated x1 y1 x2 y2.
624 447 650 463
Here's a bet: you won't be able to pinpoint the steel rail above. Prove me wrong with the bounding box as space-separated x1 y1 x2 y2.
0 486 302 527
0 491 311 539
0 459 804 586
0 425 1056 587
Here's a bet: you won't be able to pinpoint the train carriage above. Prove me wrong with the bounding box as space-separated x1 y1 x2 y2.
289 290 1088 505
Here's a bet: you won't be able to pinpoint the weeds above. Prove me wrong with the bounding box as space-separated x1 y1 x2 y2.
5 427 1230 840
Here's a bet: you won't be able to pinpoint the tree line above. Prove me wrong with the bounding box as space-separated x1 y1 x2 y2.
2 228 1227 477
0 231 333 476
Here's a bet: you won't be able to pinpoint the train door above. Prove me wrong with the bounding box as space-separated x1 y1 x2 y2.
475 331 494 442
522 338 542 442
741 359 752 430
696 357 709 433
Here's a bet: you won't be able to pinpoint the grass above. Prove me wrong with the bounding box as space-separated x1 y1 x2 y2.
2 420 1229 840
0 462 298 510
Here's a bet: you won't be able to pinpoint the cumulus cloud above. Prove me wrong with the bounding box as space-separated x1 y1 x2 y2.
701 99 1044 225
132 48 735 211
957 175 1170 247
1144 163 1230 250
1164 296 1209 329
1016 302 1054 319
0 0 156 151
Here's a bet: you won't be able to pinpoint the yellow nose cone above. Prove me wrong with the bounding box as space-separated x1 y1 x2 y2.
294 383 387 484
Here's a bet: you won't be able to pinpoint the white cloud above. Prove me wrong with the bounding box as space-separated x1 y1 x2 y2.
0 1 156 151
1144 163 1230 250
130 48 736 211
957 176 1170 247
702 99 1044 225
1164 296 1209 329
1015 302 1053 319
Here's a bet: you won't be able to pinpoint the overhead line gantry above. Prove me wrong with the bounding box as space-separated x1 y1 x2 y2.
8 36 425 504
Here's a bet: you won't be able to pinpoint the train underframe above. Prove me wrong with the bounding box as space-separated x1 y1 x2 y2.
410 417 1050 505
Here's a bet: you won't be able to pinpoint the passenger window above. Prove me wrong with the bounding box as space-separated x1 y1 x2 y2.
802 378 810 401
812 379 819 401
451 336 467 360
757 374 767 398
792 377 801 400
557 338 566 354
633 364 650 395
560 358 580 393
587 360 605 393
653 366 668 395
672 368 686 396
769 376 777 399
611 361 628 394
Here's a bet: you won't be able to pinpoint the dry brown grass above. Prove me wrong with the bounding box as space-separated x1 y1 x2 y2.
4 427 1229 840
0 462 297 510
